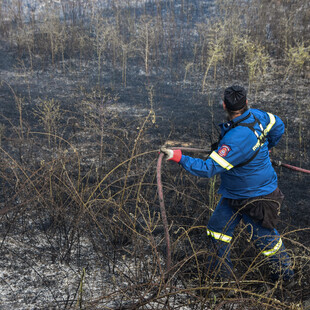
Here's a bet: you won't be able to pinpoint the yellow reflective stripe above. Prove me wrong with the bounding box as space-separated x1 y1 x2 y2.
264 113 276 135
210 151 234 170
252 140 261 151
262 238 282 256
206 229 232 243
252 113 276 151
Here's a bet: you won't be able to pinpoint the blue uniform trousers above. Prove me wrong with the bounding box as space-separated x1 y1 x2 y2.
206 198 294 281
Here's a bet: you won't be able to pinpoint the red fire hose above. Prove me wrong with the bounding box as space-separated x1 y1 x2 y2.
271 159 310 174
157 148 310 273
157 147 209 273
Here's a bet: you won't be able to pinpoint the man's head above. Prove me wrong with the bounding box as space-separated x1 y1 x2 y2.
223 85 247 111
223 85 248 119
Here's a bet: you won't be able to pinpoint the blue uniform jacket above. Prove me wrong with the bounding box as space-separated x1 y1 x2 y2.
179 108 285 199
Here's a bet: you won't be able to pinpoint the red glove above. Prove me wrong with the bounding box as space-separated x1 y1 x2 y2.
160 147 182 163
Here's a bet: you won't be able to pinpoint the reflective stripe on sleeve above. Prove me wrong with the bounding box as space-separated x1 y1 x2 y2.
262 238 282 256
206 229 232 243
252 112 276 151
264 113 276 136
210 151 234 170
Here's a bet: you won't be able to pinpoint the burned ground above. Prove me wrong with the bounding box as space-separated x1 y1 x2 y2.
0 0 310 309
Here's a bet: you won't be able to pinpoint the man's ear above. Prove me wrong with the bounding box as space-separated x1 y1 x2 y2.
223 101 226 110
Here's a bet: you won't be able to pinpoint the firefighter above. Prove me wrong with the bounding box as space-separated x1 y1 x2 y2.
160 85 294 282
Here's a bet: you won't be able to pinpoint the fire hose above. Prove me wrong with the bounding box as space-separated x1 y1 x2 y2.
157 147 209 273
270 159 310 174
157 147 310 273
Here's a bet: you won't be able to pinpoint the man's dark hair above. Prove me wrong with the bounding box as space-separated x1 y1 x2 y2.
226 105 249 118
224 85 247 111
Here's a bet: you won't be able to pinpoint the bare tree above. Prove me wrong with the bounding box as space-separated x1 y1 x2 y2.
135 16 157 76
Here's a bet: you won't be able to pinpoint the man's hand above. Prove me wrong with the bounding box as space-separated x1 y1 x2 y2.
160 146 182 163
160 146 174 160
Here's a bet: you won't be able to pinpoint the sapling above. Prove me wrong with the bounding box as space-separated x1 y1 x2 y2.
0 124 5 147
135 16 157 76
183 62 193 84
241 37 269 93
121 40 135 87
201 38 225 92
284 42 309 81
33 98 61 147
1 81 25 141
200 22 225 92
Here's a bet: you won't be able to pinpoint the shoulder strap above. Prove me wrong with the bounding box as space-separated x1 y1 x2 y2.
234 114 266 168
230 112 252 128
213 112 266 168
211 113 252 151
234 149 259 168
